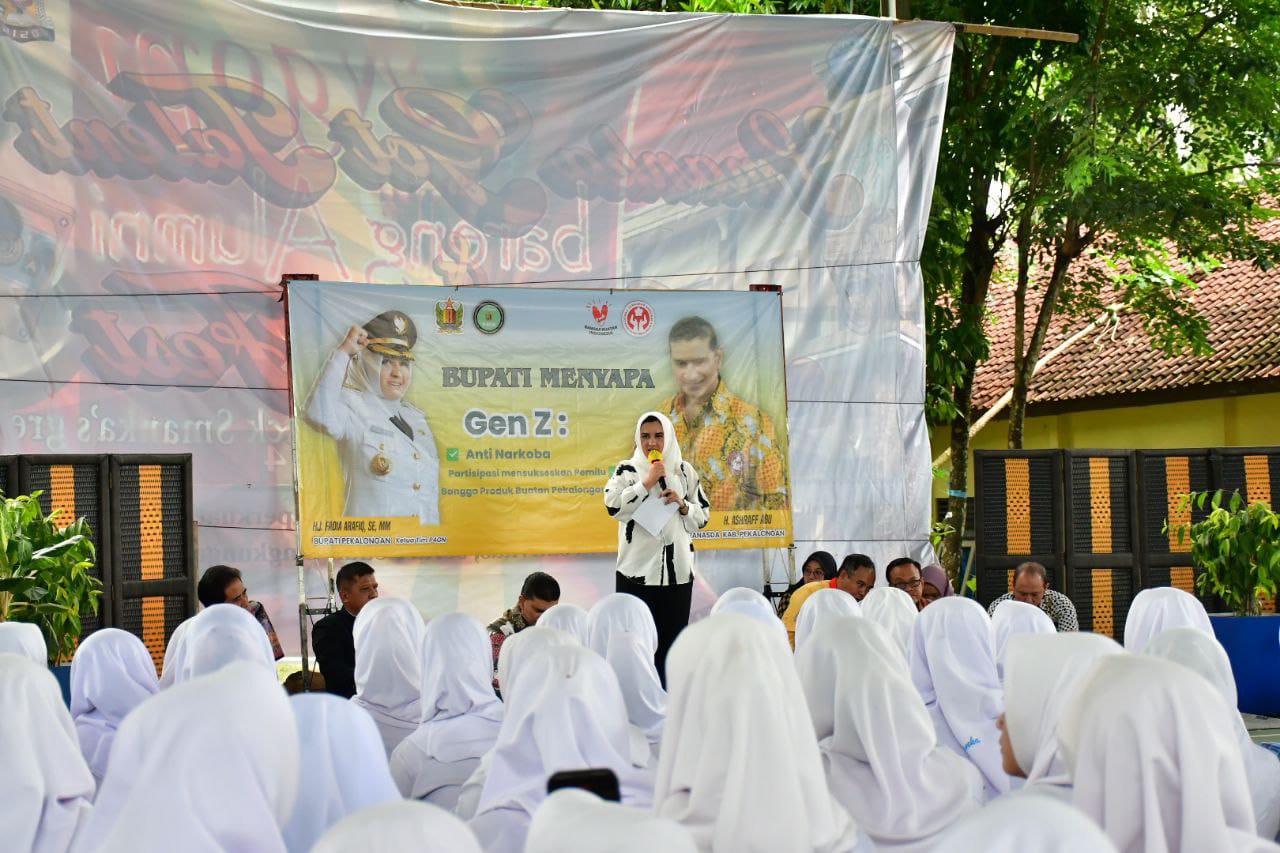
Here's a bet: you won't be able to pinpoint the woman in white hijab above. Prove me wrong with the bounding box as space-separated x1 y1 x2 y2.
796 616 983 851
794 587 861 651
390 613 504 808
527 789 697 853
999 632 1123 802
0 653 95 853
859 586 917 659
470 644 655 853
178 603 277 683
934 792 1117 853
157 615 194 688
283 693 401 853
537 602 589 644
82 661 299 853
351 596 424 756
1058 654 1278 853
710 587 791 644
909 596 1008 800
0 620 47 664
313 800 482 853
1123 586 1213 652
605 411 710 682
69 628 159 785
1144 628 1280 839
454 626 578 820
586 592 667 752
990 599 1055 682
655 613 860 853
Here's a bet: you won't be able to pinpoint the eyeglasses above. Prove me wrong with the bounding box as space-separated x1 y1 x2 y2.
891 577 923 591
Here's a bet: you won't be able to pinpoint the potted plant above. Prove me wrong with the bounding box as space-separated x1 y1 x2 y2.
0 491 101 699
1172 490 1280 715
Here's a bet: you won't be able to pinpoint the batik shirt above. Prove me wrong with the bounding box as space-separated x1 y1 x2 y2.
486 605 528 675
659 380 788 511
249 601 285 660
986 589 1079 632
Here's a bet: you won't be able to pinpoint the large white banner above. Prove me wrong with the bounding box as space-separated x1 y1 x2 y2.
0 0 952 650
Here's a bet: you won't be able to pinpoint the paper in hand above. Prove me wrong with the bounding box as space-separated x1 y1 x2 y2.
632 493 679 537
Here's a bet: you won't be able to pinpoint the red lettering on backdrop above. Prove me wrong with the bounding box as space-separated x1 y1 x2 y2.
68 271 287 407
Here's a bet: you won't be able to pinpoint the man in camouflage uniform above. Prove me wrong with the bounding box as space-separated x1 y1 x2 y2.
659 316 788 512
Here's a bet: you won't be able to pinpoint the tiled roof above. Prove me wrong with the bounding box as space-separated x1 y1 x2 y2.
970 218 1280 411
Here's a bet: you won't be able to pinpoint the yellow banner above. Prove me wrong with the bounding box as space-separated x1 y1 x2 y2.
289 282 792 557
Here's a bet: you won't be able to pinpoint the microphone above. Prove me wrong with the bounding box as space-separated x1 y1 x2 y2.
647 449 667 491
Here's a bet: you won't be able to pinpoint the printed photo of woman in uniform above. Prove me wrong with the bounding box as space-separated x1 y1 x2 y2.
302 310 440 525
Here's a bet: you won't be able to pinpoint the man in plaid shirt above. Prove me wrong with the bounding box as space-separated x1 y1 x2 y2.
987 561 1078 631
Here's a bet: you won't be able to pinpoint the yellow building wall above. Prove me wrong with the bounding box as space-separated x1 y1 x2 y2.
929 391 1280 504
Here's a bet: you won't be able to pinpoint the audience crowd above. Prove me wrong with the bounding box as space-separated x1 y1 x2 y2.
1 555 1278 853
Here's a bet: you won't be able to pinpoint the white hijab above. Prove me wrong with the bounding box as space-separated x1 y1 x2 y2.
990 600 1056 682
0 620 47 664
84 661 299 853
860 586 917 658
796 616 983 850
69 628 159 783
413 612 504 762
909 596 1008 799
0 653 94 853
1058 654 1275 853
283 693 402 853
313 800 482 853
934 791 1118 853
709 587 787 641
477 644 654 819
527 789 697 853
795 587 862 650
537 603 590 644
628 411 685 500
1123 586 1213 652
180 603 276 683
351 596 424 754
1144 628 1280 839
586 593 667 745
157 615 194 688
655 613 859 853
1002 632 1123 797
496 623 577 698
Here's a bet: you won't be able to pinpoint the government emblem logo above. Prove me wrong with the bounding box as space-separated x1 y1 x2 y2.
585 301 617 335
623 301 654 337
1 0 54 43
435 298 463 333
473 300 505 334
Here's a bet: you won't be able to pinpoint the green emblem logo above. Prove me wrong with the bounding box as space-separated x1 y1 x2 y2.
473 300 505 334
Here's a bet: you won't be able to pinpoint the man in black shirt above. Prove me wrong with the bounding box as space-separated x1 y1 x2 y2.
311 561 378 698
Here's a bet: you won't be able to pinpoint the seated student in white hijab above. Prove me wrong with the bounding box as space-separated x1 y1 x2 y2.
0 653 95 853
284 693 402 853
794 587 862 651
990 599 1056 682
350 596 424 756
313 800 482 853
537 602 589 644
586 593 667 755
997 632 1123 803
69 628 159 786
909 596 1009 800
655 613 861 853
390 613 504 809
1058 654 1280 853
710 586 791 644
1144 628 1280 839
454 626 578 820
82 661 298 853
797 615 983 852
1123 585 1213 652
469 644 656 853
859 586 917 659
934 792 1118 853
526 788 697 853
177 602 278 683
0 620 47 664
157 615 195 688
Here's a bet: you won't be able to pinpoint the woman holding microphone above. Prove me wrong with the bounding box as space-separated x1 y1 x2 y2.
604 412 710 683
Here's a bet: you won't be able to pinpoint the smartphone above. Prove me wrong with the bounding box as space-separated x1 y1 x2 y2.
546 768 621 802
